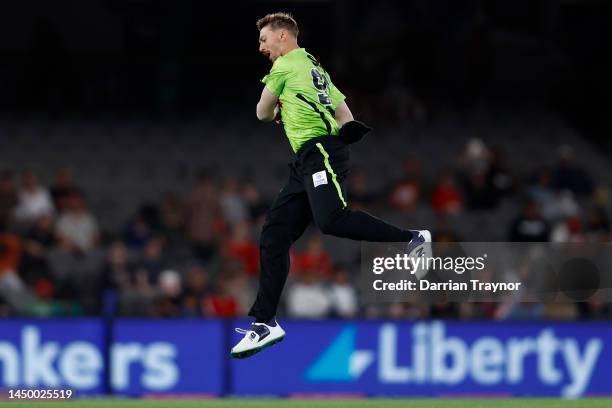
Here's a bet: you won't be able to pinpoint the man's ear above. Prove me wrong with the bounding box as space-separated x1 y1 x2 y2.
279 30 286 41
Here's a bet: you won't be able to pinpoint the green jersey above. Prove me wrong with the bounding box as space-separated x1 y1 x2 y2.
262 48 346 153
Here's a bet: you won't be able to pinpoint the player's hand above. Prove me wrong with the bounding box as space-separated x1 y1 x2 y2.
274 105 282 124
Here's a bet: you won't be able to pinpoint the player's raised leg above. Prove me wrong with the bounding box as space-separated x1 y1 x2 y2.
302 138 432 266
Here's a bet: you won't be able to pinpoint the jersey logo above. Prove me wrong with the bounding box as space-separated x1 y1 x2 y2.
312 170 328 188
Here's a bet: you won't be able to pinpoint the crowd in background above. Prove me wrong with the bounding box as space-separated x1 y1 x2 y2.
0 1 610 324
1 126 610 321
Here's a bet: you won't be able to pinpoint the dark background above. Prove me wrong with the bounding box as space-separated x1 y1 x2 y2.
0 0 610 144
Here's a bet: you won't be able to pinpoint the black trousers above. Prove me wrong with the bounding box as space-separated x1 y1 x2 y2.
248 135 414 322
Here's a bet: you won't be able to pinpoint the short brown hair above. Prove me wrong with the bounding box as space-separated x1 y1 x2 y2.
256 12 299 37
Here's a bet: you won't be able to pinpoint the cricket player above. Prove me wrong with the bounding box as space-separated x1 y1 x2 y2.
231 12 431 358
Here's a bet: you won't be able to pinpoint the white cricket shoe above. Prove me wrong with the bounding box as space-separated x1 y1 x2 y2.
407 230 433 279
230 319 285 359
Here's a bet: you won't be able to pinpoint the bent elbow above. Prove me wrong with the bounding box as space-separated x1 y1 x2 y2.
256 105 272 122
256 106 264 121
336 114 353 128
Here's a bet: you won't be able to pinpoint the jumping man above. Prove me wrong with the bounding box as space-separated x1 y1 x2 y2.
231 12 431 358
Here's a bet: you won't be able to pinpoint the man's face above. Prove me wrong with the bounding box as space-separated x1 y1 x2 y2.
259 26 283 62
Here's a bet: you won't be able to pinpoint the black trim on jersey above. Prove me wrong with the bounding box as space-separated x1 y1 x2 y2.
296 93 332 135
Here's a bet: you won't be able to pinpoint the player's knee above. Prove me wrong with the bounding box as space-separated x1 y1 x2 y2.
259 230 280 250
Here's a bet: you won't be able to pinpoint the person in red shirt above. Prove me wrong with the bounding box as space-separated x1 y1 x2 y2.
205 276 239 318
224 221 259 276
431 171 463 214
0 234 21 276
389 158 421 212
292 235 332 276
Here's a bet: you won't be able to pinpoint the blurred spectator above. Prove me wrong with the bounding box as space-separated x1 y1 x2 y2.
528 167 556 217
328 265 358 318
50 168 77 212
462 171 497 210
224 221 259 277
551 216 584 243
25 214 55 248
55 191 100 252
224 271 256 315
460 138 490 175
46 243 105 315
242 183 268 221
101 241 132 292
542 303 578 320
19 214 55 286
292 235 333 276
433 217 462 242
0 225 36 313
389 158 421 212
15 171 54 223
542 190 581 222
0 171 17 226
123 209 156 250
578 292 612 320
0 230 22 280
133 236 168 284
484 148 514 203
133 268 153 293
154 269 182 317
431 171 463 214
459 145 506 210
181 265 209 316
430 302 461 319
118 265 155 317
584 206 610 241
159 191 185 239
286 269 331 318
219 178 248 225
187 172 224 261
509 201 550 242
551 145 594 196
205 274 239 318
498 302 545 320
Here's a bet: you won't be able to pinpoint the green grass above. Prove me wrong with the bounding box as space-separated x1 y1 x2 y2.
4 399 612 408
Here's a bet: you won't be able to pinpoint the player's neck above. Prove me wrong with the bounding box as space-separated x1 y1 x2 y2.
281 42 300 56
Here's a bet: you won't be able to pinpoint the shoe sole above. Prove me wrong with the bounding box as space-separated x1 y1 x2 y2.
230 335 285 359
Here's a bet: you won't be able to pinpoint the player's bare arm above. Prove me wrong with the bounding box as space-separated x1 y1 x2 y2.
334 100 354 128
256 87 279 122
